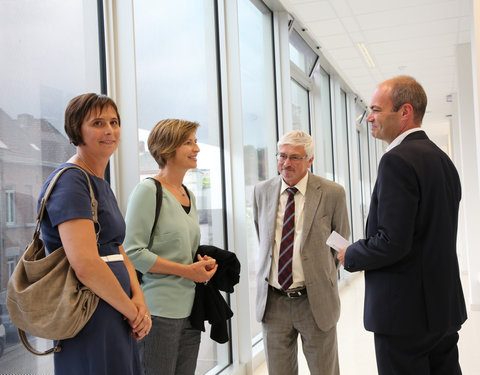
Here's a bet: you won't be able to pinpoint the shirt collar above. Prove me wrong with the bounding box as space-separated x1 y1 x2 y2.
281 172 309 196
386 127 424 152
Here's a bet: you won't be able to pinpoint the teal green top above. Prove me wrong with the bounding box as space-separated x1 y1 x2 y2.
124 178 200 318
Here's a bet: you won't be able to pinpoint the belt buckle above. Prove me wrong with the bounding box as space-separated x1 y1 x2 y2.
286 289 301 298
286 287 307 298
286 290 297 298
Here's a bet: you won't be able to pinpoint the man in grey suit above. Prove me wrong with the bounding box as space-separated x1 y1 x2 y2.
253 130 350 375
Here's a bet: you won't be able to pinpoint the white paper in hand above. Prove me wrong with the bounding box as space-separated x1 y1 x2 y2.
326 231 351 251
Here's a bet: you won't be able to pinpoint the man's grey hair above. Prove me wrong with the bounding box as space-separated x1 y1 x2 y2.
277 130 314 159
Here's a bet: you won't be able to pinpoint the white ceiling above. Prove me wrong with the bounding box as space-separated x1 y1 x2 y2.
279 0 473 132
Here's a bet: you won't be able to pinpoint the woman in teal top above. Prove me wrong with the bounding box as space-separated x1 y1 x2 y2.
124 119 217 375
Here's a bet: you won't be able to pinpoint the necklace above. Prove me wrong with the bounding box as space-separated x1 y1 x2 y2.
160 179 186 197
77 154 99 178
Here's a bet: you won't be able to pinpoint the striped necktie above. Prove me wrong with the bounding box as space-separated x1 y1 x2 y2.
278 187 298 290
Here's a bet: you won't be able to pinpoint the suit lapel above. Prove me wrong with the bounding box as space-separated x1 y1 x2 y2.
301 173 322 250
266 178 282 246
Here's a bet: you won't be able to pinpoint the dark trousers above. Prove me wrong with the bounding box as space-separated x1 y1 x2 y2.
374 326 462 375
138 316 201 375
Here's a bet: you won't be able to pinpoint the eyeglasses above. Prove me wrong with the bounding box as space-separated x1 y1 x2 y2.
276 153 309 162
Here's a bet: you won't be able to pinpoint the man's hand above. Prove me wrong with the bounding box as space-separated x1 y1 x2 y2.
337 247 348 266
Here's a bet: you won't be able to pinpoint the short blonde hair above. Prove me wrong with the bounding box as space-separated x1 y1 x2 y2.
278 130 314 159
148 119 200 168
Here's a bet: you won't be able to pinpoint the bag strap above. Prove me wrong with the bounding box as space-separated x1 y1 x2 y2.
17 329 62 356
35 165 99 239
146 177 163 238
136 178 162 284
17 165 99 356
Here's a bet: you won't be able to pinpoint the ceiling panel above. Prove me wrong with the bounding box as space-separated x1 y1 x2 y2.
363 19 459 44
347 0 443 15
279 0 473 132
327 46 363 60
287 0 319 4
339 16 362 33
357 2 464 30
308 18 346 36
338 57 367 69
370 34 458 54
294 1 337 22
342 66 372 79
318 34 354 49
329 0 353 17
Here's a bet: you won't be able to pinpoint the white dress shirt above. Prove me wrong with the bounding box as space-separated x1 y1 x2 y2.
269 172 308 290
386 127 424 152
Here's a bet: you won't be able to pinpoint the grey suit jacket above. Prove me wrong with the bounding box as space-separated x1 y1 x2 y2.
253 172 350 331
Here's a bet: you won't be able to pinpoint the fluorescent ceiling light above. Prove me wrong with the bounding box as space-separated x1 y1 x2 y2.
357 42 376 68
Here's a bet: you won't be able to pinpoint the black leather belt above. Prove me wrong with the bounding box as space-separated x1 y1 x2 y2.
269 285 307 298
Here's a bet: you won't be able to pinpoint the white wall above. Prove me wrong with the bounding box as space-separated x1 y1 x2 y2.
467 0 480 310
455 41 480 310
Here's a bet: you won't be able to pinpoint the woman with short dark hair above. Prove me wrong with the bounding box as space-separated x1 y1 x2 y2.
39 93 150 374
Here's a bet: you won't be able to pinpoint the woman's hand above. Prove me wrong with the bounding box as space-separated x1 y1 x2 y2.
128 295 151 340
146 253 218 283
186 256 218 283
129 312 151 341
198 254 216 271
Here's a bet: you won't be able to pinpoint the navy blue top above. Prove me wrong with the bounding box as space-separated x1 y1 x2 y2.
39 163 125 257
37 163 141 374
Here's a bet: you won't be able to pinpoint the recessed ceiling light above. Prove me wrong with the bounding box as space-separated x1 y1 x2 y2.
356 42 376 68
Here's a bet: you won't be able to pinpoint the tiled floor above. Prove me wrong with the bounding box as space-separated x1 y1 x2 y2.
254 272 480 375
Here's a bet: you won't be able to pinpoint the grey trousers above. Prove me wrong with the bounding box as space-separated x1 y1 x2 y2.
138 315 201 375
262 288 339 375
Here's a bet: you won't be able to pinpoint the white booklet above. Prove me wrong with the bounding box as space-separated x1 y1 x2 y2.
326 231 351 251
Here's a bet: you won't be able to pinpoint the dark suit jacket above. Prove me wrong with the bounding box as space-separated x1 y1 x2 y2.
190 245 240 343
344 131 467 335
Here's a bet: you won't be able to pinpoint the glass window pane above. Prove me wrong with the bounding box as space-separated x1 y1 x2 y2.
356 131 367 230
368 123 379 191
356 103 371 230
289 29 318 76
133 1 228 372
336 90 353 281
0 0 101 372
336 90 353 236
291 79 310 133
238 0 278 344
312 67 334 180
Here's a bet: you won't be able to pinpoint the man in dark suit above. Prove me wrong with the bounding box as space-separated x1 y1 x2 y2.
337 76 467 375
253 130 350 375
